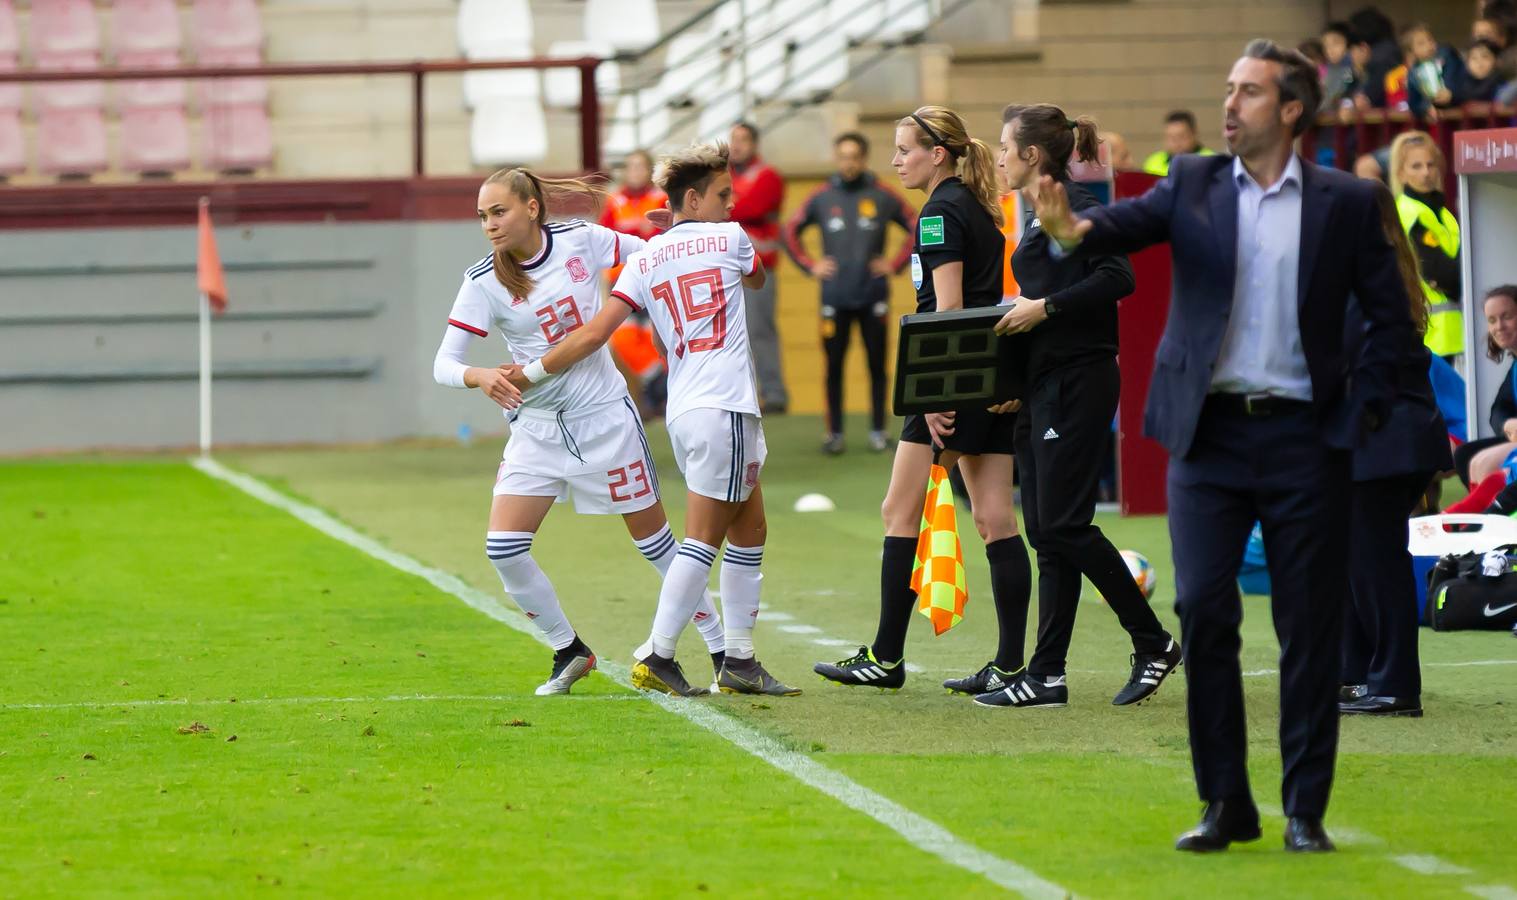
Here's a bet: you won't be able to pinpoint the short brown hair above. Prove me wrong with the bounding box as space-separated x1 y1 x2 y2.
1241 38 1323 136
655 141 730 212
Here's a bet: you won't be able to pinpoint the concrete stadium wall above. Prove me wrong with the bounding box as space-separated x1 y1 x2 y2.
0 220 518 455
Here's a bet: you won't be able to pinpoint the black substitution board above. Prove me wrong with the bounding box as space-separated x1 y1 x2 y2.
891 306 1029 416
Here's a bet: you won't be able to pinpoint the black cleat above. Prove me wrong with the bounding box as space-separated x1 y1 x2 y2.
973 672 1068 708
1112 638 1182 706
943 661 1020 695
535 638 597 696
631 651 708 697
814 646 905 689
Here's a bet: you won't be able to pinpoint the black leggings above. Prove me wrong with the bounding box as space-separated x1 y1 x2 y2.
822 305 887 435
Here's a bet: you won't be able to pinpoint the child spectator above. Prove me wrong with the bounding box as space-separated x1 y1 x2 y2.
1461 38 1506 101
1320 22 1359 108
1402 22 1466 118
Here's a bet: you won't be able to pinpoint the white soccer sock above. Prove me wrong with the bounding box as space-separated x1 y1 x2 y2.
648 538 718 658
719 544 764 660
487 531 575 651
634 524 726 654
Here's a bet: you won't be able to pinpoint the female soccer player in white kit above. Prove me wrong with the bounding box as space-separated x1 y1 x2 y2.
508 143 798 698
433 167 728 696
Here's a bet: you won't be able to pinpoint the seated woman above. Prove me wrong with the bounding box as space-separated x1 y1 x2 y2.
1451 285 1517 490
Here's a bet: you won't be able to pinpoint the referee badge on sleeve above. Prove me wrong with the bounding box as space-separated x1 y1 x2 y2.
910 253 923 289
919 215 945 246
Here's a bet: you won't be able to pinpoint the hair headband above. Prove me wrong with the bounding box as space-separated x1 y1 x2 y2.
910 113 959 158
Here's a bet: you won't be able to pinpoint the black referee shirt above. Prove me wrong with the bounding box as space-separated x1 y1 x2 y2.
910 176 1005 313
1011 179 1135 379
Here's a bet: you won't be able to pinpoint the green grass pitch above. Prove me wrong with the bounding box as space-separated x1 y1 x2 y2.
3 413 1514 898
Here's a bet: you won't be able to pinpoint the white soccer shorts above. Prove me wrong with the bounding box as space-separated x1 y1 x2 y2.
667 407 767 503
495 396 661 515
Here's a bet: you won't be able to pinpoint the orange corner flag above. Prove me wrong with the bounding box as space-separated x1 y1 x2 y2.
197 197 227 313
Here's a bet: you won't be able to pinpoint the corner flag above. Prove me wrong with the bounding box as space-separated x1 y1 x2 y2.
910 463 968 635
197 197 227 313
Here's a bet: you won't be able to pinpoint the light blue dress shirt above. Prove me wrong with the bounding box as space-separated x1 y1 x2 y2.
1209 155 1313 400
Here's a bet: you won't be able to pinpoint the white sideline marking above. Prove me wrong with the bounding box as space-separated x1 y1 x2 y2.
1468 886 1517 900
812 638 857 648
192 457 1069 899
1393 855 1474 876
777 624 822 635
760 611 796 622
1238 659 1517 679
1 693 642 712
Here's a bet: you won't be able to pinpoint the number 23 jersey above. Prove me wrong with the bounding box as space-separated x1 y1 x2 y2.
610 220 760 422
445 220 645 413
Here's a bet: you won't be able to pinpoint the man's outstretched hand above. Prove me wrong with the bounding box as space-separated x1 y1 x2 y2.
1026 175 1092 248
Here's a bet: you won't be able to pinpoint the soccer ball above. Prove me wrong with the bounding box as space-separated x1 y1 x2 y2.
1120 550 1158 600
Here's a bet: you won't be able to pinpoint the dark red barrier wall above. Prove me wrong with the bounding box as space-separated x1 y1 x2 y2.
1114 171 1171 516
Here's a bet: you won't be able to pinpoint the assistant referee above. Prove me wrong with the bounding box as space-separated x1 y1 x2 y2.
973 103 1180 710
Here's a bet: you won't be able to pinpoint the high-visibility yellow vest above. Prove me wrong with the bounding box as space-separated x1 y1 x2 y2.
1397 193 1463 357
1141 146 1218 176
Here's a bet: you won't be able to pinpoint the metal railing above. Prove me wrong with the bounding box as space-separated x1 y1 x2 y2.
0 56 606 176
1303 103 1517 198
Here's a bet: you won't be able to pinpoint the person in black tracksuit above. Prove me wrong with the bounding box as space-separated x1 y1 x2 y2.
1340 185 1452 717
972 103 1181 710
813 105 1033 693
784 132 917 454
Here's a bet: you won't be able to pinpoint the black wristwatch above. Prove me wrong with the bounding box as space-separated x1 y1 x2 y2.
1043 297 1061 318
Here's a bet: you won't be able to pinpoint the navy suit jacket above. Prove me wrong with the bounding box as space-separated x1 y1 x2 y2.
1344 296 1452 482
1074 154 1415 459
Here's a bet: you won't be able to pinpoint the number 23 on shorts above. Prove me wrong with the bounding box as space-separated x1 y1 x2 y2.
608 460 653 502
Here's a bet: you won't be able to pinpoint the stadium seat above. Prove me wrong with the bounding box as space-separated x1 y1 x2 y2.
605 87 671 154
744 29 789 101
469 97 547 166
877 0 934 40
191 0 262 56
117 48 186 110
196 45 267 108
542 40 617 109
782 33 848 100
120 105 190 174
827 0 884 43
657 32 725 106
30 0 100 57
37 106 108 177
584 0 659 53
0 53 20 112
34 51 106 112
0 108 23 176
462 42 539 109
0 0 17 57
696 91 743 144
456 0 531 57
203 103 272 172
113 0 182 55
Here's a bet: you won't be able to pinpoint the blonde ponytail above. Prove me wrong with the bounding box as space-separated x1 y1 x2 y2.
899 105 1003 227
481 167 609 299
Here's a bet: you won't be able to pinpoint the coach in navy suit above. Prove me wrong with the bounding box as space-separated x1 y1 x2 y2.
1032 39 1416 853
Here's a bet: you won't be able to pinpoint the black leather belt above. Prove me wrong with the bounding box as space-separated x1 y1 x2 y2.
1206 392 1311 417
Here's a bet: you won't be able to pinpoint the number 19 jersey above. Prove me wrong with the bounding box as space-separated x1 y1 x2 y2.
610 220 760 423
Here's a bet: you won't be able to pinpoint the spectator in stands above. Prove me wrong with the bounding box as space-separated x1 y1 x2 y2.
1141 110 1215 176
599 149 666 283
1473 15 1510 47
1320 22 1359 109
783 132 916 455
1349 5 1401 106
1460 39 1507 101
728 121 789 413
1298 38 1326 68
1390 131 1462 360
1450 286 1517 489
1402 22 1465 119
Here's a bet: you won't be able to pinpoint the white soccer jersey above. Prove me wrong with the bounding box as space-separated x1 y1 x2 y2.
610 220 760 423
445 220 644 414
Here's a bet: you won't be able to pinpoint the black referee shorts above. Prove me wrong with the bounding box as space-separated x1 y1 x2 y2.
900 407 1016 455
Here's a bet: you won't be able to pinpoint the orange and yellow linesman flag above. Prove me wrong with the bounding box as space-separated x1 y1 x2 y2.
197 197 227 313
909 463 968 635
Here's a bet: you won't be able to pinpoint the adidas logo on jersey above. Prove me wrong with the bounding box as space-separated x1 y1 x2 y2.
1043 428 1060 440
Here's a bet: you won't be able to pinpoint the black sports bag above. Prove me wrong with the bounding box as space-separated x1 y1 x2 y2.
1425 546 1517 631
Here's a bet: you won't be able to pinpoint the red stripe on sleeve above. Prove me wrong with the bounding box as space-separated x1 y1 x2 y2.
611 290 641 312
745 257 760 278
613 233 622 268
448 318 487 337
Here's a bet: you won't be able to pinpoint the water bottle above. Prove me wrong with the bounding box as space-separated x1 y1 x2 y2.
458 423 472 446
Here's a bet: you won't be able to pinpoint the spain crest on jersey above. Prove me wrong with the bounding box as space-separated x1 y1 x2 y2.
565 256 590 283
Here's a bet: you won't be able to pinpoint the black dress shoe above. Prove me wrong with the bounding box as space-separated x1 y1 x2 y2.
1284 817 1335 852
1339 683 1368 702
1175 800 1262 852
1339 695 1423 717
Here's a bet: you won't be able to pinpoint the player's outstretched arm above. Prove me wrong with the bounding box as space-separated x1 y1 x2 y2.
508 300 633 391
433 322 522 409
742 256 767 291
